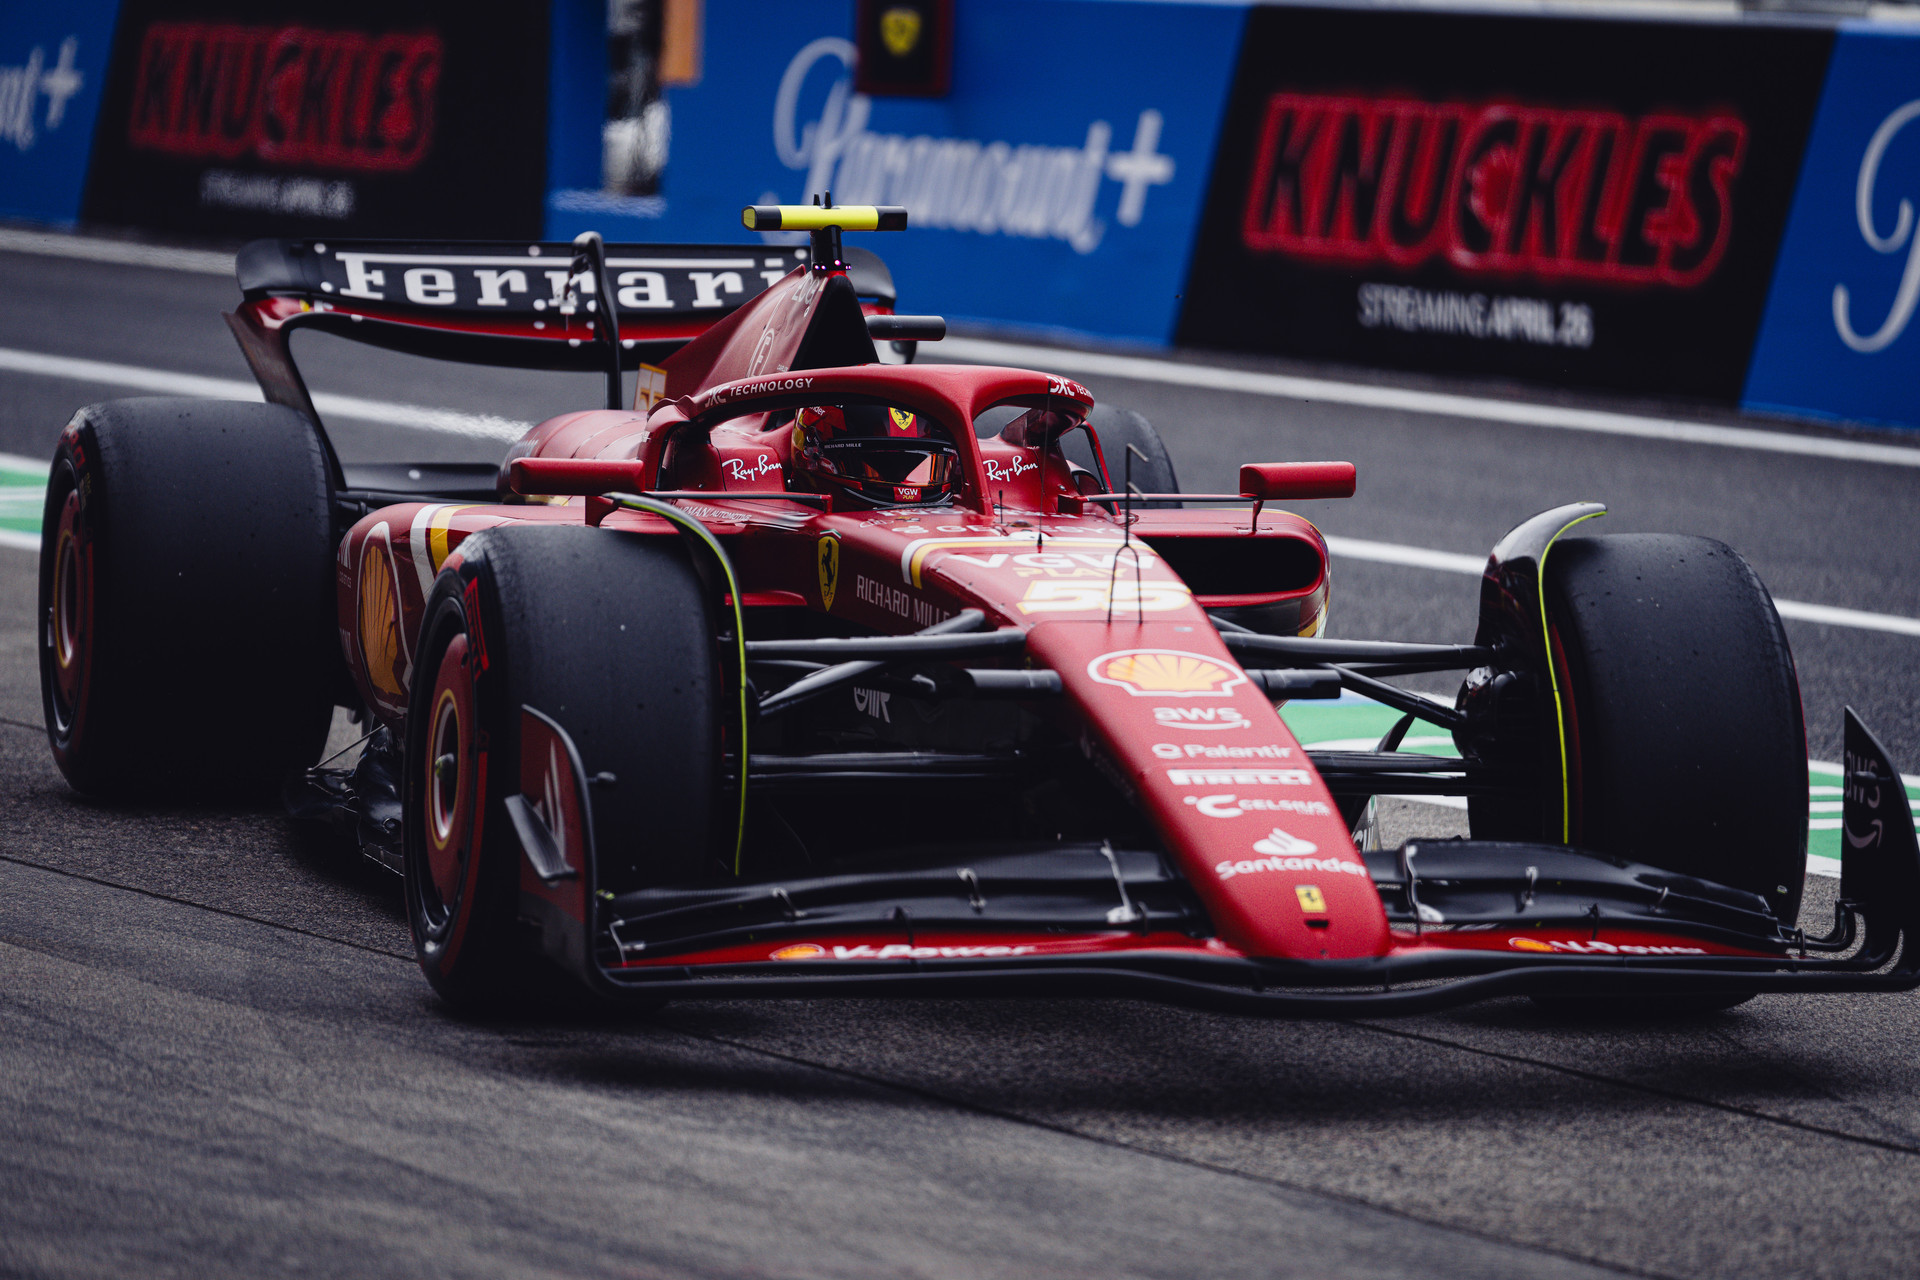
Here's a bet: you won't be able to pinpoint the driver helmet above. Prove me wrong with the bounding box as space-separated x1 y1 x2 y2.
790 403 959 507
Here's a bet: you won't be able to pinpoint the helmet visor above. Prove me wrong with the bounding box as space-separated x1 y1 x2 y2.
820 436 958 504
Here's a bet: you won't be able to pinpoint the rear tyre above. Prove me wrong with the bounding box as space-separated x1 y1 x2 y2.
39 398 337 800
1544 534 1808 925
402 524 720 1012
1064 404 1181 508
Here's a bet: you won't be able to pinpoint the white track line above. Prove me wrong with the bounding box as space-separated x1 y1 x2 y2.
6 230 1916 467
0 348 532 441
3 344 1917 637
1323 534 1920 637
0 226 233 275
939 336 1920 469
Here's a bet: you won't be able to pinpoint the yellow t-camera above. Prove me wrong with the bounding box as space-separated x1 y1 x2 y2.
742 205 909 232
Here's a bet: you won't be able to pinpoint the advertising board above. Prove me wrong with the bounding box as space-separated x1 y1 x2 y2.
0 2 121 226
1743 26 1920 432
544 0 1243 345
1177 7 1833 400
81 0 550 239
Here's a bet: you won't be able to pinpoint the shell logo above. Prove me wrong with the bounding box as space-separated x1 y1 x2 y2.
1508 937 1554 953
771 943 827 961
1088 649 1246 698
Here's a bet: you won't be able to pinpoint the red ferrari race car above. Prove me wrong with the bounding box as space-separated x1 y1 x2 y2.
39 203 1920 1015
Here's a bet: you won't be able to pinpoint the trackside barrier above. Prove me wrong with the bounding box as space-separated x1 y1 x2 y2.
0 1 120 225
1174 6 1835 403
540 0 1913 429
73 0 551 239
9 0 1912 432
544 0 1243 346
1743 24 1920 433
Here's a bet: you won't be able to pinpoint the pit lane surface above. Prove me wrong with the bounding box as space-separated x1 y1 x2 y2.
3 241 1920 1279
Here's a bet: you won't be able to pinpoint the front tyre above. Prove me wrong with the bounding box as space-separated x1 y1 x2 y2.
402 524 720 1012
1537 533 1808 922
1064 404 1181 509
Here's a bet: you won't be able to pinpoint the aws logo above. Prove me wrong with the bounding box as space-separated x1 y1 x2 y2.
1153 705 1251 731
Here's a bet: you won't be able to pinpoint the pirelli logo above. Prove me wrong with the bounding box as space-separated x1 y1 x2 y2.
1167 768 1311 787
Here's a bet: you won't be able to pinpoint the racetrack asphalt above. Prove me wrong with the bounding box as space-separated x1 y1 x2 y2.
2 242 1919 1280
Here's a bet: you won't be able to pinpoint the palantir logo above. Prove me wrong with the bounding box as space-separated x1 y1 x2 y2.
0 36 83 152
771 38 1172 254
1833 98 1920 354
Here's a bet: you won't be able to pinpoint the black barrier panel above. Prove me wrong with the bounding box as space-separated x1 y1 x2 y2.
1177 8 1833 401
80 0 549 240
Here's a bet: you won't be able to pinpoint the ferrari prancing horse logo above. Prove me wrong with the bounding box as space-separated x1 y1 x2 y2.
881 7 922 57
818 535 840 611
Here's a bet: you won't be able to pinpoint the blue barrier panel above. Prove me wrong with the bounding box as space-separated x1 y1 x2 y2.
0 3 121 226
546 0 1245 345
1745 25 1920 432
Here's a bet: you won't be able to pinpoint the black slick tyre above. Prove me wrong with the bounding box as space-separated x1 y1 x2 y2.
1545 533 1809 924
402 524 720 1012
1065 404 1181 508
39 398 337 800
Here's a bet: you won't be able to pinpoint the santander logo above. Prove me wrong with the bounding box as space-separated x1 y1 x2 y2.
1834 98 1920 354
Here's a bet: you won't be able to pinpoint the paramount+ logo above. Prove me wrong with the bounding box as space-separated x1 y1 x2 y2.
1240 91 1748 288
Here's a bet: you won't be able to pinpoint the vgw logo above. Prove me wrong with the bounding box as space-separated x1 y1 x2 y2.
771 38 1173 254
1834 99 1920 354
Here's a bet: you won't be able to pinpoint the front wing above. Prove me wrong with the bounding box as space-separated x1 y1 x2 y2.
513 706 1920 1017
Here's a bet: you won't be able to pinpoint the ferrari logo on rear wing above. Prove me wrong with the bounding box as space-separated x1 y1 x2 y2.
240 240 810 317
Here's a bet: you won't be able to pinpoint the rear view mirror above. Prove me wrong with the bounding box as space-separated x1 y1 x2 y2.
1239 461 1356 501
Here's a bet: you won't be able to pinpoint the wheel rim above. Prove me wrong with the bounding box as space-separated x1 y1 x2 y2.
421 633 476 931
47 486 90 737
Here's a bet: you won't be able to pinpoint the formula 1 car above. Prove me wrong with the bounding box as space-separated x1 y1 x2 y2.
39 203 1920 1016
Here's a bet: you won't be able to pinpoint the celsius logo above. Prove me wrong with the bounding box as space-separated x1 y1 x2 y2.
1241 91 1747 287
983 456 1036 483
1153 706 1251 731
772 38 1173 253
1834 99 1920 354
1184 793 1330 819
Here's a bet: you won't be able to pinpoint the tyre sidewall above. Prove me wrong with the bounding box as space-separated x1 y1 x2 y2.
1547 534 1808 920
404 556 520 1009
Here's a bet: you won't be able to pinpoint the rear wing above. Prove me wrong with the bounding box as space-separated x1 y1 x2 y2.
224 237 898 467
230 238 897 373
